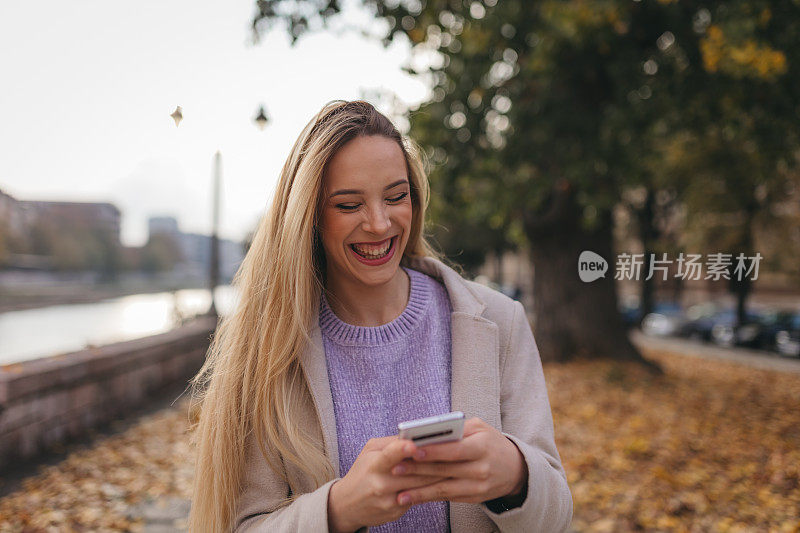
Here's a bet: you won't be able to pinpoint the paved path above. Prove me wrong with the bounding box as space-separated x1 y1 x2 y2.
630 330 800 374
128 496 190 532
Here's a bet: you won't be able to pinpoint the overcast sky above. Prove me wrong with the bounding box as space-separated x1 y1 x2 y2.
0 0 430 246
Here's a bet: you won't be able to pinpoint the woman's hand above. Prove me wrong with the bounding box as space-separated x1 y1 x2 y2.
390 418 528 507
327 436 449 533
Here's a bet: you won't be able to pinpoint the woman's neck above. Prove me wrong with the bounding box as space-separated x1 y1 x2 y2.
324 267 410 327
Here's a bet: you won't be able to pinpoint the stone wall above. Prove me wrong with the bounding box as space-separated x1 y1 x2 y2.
0 316 217 470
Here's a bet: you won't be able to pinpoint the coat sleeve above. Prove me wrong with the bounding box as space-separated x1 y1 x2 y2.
233 435 367 532
235 478 337 532
479 300 574 532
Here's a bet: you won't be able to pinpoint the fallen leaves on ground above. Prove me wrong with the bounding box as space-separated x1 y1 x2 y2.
549 348 800 532
0 404 196 532
1 348 799 532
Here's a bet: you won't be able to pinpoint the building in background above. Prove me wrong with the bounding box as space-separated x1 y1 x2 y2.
0 188 35 238
147 216 244 284
20 199 121 244
0 189 244 286
1 188 121 272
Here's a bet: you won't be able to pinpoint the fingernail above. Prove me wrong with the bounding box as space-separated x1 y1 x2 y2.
393 465 406 475
414 449 426 459
399 494 411 505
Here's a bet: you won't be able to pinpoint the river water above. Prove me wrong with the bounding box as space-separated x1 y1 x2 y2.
0 286 238 366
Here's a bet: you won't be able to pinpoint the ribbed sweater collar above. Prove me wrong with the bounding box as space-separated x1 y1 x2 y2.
319 267 431 346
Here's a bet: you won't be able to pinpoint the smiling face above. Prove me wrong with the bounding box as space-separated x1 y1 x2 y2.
318 134 413 290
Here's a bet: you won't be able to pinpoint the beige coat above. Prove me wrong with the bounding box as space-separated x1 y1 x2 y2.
235 255 573 532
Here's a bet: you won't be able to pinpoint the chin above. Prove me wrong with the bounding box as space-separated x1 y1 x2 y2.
350 265 399 283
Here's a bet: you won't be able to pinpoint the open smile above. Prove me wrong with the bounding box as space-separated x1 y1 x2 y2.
349 235 398 265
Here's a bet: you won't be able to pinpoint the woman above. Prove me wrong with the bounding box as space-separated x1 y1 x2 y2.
188 100 573 532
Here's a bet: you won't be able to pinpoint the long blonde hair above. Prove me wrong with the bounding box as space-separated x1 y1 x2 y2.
188 100 445 531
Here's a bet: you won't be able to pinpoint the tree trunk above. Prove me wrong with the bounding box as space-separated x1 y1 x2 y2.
637 188 656 327
729 204 757 327
523 181 662 373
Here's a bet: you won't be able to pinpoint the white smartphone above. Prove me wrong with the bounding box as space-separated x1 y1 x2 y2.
397 411 465 447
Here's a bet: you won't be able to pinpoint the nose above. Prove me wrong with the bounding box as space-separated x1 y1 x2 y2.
362 201 391 235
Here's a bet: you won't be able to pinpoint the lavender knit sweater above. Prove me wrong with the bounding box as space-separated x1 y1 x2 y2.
320 266 452 533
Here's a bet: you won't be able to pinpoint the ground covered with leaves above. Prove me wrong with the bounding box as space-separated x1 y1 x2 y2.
0 405 195 532
551 347 800 532
1 348 798 532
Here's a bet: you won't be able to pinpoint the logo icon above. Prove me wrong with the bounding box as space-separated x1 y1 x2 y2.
578 251 608 282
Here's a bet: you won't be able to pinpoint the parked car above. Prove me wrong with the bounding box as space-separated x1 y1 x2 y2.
775 313 800 357
619 297 683 332
640 302 686 337
708 309 765 348
752 310 800 352
677 302 722 341
618 295 641 328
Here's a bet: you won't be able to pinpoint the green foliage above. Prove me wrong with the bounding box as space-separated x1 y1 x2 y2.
252 0 800 275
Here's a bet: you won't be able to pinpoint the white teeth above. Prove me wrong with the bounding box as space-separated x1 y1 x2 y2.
352 238 392 258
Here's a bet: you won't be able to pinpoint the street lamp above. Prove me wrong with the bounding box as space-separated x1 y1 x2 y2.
169 104 270 318
254 105 270 130
208 151 222 318
170 106 183 127
170 104 269 130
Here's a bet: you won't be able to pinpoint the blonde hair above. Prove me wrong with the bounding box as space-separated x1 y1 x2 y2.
188 100 446 531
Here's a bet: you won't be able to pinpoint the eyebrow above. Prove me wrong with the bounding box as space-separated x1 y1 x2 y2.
329 179 409 198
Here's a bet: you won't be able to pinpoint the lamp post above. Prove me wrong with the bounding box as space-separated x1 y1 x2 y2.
170 104 270 318
207 150 222 318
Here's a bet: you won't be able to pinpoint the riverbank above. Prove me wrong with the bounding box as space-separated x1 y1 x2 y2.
0 281 208 314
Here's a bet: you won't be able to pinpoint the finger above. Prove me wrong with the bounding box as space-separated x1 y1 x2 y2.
388 474 450 493
393 460 487 481
461 417 486 437
376 438 418 471
363 435 397 452
397 478 486 506
411 437 481 463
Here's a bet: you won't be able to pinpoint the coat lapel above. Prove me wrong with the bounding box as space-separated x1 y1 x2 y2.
448 311 502 532
449 312 501 429
299 308 341 477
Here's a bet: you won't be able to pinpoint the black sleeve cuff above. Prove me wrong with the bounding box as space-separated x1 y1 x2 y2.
483 480 528 514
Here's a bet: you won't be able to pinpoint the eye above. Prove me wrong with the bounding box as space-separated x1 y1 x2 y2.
335 192 408 212
389 192 409 203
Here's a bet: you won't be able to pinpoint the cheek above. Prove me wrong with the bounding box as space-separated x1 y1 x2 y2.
320 210 352 249
396 203 413 231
